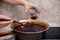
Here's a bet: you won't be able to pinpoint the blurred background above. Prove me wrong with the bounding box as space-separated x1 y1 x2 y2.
0 0 60 27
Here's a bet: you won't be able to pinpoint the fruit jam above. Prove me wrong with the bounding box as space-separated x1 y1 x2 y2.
14 22 45 32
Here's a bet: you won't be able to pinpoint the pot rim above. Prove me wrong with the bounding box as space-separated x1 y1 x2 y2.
11 20 50 34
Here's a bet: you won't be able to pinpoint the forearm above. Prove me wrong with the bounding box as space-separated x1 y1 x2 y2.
3 0 28 6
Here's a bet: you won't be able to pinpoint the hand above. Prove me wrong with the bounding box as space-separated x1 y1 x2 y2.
3 0 40 16
24 2 40 15
0 15 13 28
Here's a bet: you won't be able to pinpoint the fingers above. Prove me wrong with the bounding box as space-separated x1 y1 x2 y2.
0 20 13 28
0 19 13 24
0 15 13 28
25 4 40 16
31 5 40 14
0 15 13 24
0 15 11 19
35 6 40 13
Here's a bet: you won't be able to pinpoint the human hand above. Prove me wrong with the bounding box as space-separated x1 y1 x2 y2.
3 0 40 16
0 15 13 28
24 2 40 15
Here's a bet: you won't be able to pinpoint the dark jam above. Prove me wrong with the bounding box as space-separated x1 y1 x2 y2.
31 15 37 19
14 22 45 32
0 19 10 21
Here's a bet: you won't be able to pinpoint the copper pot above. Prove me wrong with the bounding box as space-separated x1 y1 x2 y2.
11 20 49 40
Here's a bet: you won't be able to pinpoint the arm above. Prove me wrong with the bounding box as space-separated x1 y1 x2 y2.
3 0 28 6
3 0 40 15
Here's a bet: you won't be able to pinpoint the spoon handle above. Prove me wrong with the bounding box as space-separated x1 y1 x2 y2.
13 21 23 25
0 31 13 37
